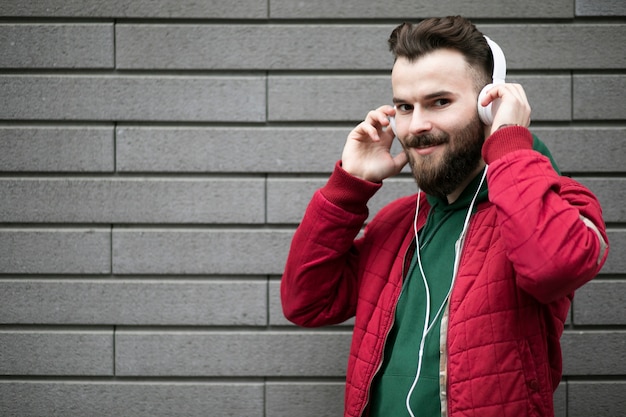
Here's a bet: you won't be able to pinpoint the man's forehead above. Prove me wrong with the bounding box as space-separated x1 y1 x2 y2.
392 50 471 77
391 51 474 99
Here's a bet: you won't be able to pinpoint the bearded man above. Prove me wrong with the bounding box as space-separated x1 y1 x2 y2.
281 16 608 417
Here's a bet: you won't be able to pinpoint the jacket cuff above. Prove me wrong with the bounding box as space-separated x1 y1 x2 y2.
482 126 534 164
320 161 382 214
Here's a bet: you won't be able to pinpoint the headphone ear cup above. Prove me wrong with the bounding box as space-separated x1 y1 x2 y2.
389 115 397 136
477 83 495 125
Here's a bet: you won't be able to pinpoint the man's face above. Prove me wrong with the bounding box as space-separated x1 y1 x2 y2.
391 50 485 199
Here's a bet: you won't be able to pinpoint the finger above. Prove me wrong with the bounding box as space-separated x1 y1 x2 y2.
365 109 393 132
353 121 381 142
393 151 409 172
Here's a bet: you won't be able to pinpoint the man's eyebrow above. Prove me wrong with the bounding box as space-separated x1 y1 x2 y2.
392 91 454 104
423 90 453 100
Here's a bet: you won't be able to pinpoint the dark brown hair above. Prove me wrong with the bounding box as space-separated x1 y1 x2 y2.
388 16 493 90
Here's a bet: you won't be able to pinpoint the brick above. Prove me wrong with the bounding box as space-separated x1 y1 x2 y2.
567 381 626 417
117 24 392 70
553 382 566 417
269 0 573 19
532 127 625 173
0 125 114 172
602 230 625 275
268 75 571 122
118 23 625 71
0 0 267 18
267 178 326 224
0 329 113 376
0 279 267 326
115 330 351 376
0 24 113 68
561 331 626 375
573 280 626 325
480 24 626 70
0 177 265 224
269 279 291 326
0 228 110 274
576 0 626 16
574 75 626 120
266 382 345 417
267 176 415 224
116 126 347 173
0 381 264 417
0 75 265 122
112 229 293 275
576 178 625 223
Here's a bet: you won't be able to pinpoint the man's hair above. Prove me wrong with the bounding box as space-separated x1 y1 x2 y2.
388 16 493 91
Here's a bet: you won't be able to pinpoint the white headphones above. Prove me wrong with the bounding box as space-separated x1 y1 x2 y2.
477 36 507 125
389 35 507 134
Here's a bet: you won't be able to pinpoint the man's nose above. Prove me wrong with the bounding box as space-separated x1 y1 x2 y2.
408 109 433 135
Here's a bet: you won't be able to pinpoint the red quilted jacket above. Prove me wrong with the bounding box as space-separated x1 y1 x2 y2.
281 127 608 417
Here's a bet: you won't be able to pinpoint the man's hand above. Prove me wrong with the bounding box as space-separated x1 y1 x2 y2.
479 83 532 137
341 105 408 183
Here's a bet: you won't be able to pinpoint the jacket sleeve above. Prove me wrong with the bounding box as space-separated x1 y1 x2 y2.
483 126 609 304
280 161 382 327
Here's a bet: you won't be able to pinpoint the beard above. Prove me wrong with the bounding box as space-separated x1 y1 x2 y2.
403 116 484 199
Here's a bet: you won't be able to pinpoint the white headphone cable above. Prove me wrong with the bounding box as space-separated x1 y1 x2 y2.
405 165 488 417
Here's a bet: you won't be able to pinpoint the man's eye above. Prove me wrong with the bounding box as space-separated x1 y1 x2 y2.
397 104 412 112
434 99 450 107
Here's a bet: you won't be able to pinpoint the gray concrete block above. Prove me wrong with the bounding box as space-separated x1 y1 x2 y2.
115 330 351 377
269 279 291 326
269 0 573 19
0 75 266 122
0 279 267 326
480 24 626 70
267 178 326 224
0 125 114 172
0 177 265 223
602 230 625 275
576 178 625 224
0 329 113 376
267 176 415 224
567 381 626 417
0 23 113 68
576 0 626 16
118 23 625 71
116 126 349 173
553 382 566 417
266 382 345 417
561 331 626 375
532 127 625 174
574 75 626 120
112 229 293 275
0 381 264 417
573 280 626 326
117 24 393 70
268 75 392 122
0 228 111 274
0 0 267 18
268 75 571 122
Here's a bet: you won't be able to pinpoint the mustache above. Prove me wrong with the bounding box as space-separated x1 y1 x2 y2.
403 132 449 148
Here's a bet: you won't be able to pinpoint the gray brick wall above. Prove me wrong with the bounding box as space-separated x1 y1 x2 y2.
0 1 623 416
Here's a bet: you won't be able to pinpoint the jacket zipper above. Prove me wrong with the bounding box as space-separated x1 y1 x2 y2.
358 238 416 417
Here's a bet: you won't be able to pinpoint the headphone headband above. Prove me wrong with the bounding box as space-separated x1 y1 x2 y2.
484 36 506 84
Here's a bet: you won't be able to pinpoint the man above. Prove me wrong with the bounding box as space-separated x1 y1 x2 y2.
281 16 608 417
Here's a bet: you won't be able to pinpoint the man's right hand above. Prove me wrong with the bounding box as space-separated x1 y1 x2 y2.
341 105 408 183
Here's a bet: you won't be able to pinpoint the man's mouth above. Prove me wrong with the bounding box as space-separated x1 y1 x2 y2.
405 134 448 149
